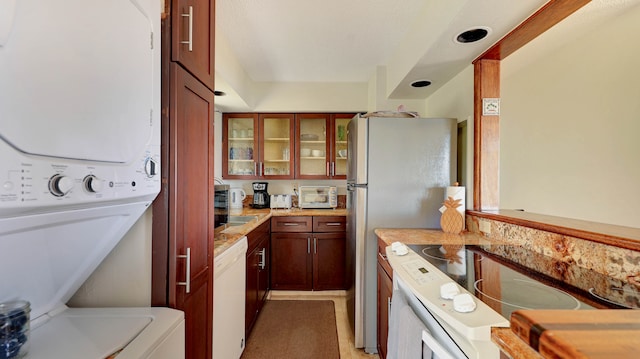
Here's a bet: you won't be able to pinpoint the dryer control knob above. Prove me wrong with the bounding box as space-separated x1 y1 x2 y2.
84 175 104 193
49 174 74 197
144 157 158 177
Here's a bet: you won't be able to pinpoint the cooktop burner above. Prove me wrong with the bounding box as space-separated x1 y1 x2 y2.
406 244 610 319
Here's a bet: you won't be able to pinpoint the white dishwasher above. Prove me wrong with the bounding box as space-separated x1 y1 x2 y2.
213 236 248 359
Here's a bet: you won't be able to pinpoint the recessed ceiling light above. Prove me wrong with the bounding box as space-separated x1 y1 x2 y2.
455 27 491 44
214 90 226 96
411 80 432 88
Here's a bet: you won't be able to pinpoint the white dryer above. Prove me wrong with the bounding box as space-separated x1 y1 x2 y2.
0 0 184 358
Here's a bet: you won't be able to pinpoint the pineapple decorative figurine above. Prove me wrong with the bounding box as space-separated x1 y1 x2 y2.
440 196 464 234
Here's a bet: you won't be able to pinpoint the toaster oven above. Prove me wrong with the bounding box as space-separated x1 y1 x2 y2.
298 186 337 209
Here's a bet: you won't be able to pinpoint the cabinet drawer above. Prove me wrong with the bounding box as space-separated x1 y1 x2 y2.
313 216 346 232
247 220 270 252
271 216 313 232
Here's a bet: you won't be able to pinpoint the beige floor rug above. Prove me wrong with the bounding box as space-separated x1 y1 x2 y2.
241 300 340 359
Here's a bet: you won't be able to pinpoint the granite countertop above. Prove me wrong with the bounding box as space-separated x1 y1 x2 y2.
375 228 499 247
213 207 347 257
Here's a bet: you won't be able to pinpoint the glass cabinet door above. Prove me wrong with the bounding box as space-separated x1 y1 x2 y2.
260 114 294 178
297 114 330 179
332 114 352 179
223 113 258 178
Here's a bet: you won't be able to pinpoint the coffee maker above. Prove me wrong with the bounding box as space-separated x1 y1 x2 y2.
252 182 270 209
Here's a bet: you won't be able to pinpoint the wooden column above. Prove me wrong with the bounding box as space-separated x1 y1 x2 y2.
473 59 500 211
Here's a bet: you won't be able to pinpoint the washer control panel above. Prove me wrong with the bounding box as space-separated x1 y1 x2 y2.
0 140 160 215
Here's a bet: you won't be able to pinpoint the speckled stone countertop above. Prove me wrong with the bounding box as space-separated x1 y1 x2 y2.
213 207 346 257
374 228 499 246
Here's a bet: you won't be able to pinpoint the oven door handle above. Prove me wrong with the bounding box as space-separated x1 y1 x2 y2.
421 330 456 359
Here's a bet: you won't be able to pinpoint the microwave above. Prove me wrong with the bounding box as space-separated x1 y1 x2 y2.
298 186 338 209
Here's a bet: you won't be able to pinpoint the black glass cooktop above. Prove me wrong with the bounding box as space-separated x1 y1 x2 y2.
407 244 639 319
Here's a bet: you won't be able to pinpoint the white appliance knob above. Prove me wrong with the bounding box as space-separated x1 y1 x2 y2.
49 174 74 197
84 175 104 193
453 293 477 313
440 282 460 300
144 157 158 177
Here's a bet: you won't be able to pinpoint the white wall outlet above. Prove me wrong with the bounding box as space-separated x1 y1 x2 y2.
479 220 491 234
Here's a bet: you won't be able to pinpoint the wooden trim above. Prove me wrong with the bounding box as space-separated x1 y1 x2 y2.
473 59 500 211
474 0 591 62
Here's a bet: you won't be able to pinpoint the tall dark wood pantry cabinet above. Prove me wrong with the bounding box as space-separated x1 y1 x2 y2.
152 1 216 359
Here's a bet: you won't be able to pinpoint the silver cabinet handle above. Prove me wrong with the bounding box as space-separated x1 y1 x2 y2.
325 222 342 226
283 222 299 226
258 248 266 270
326 162 330 177
331 162 335 177
387 297 392 321
254 162 257 176
307 237 311 254
180 6 193 52
314 237 317 254
177 247 191 293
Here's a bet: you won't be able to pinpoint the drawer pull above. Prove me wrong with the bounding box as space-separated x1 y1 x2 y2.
177 247 191 293
325 222 342 226
283 223 300 226
258 248 266 270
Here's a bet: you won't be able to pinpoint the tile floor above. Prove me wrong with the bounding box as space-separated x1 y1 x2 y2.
268 290 380 359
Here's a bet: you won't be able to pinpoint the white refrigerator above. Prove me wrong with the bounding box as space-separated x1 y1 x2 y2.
346 114 457 352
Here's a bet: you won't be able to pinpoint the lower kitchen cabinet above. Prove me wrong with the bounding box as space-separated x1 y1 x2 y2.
245 220 270 337
377 237 393 359
271 216 346 290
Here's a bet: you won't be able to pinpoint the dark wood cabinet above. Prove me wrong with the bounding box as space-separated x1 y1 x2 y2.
271 216 346 290
152 63 215 359
222 113 295 179
153 2 216 358
222 113 354 179
171 0 215 89
295 113 353 179
377 237 393 359
245 220 270 337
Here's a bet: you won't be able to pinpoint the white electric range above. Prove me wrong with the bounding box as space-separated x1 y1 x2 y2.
385 242 632 358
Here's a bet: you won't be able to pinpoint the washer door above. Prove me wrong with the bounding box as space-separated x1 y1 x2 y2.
0 0 154 163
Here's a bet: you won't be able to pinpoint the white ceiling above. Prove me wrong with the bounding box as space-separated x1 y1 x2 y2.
214 0 639 110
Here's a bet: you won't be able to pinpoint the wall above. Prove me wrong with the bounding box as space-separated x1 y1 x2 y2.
69 208 153 307
424 65 475 209
500 3 640 228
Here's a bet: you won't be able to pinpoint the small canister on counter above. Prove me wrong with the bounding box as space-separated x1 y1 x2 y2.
1 300 30 359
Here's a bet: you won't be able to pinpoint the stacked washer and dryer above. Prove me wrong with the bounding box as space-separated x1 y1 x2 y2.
0 0 184 358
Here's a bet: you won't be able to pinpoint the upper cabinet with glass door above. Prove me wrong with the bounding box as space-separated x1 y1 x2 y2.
223 113 259 178
260 114 294 179
296 113 354 179
332 114 352 178
223 113 294 179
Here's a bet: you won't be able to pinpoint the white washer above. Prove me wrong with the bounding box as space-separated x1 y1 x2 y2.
0 0 185 358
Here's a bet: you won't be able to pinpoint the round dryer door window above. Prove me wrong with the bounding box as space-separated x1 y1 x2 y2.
0 0 155 163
